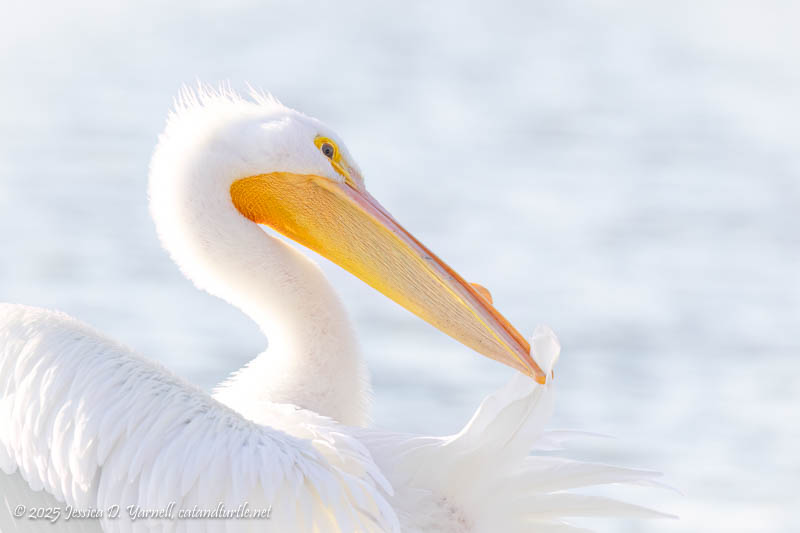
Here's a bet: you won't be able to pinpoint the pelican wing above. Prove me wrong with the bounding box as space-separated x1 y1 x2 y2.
355 327 670 533
0 304 399 533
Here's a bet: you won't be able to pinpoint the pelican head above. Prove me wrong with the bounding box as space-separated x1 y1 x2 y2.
149 87 545 383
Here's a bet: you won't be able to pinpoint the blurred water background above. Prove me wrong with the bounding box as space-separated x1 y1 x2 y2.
1 1 798 531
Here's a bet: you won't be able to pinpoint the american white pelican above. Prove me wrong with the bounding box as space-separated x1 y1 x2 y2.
0 87 665 532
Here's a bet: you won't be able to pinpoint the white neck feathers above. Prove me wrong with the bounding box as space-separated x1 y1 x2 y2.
147 90 370 425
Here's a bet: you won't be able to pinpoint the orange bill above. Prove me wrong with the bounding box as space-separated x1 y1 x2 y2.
231 172 545 383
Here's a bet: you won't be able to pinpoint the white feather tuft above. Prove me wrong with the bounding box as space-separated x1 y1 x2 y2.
532 324 561 379
355 327 671 532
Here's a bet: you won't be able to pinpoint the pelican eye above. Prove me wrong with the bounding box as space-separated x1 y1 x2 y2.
314 136 348 181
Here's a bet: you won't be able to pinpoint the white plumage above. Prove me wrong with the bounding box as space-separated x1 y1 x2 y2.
0 87 666 532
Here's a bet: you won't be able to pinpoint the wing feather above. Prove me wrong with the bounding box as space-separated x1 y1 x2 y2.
0 304 398 532
353 326 670 532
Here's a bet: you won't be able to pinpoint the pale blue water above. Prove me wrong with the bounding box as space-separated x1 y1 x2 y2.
1 1 798 531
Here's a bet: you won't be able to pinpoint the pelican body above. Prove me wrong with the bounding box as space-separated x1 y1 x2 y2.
0 87 665 532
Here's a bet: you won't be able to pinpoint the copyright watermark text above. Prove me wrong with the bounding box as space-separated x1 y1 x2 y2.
12 502 272 524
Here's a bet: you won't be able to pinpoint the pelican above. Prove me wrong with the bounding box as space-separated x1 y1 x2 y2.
0 87 665 532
